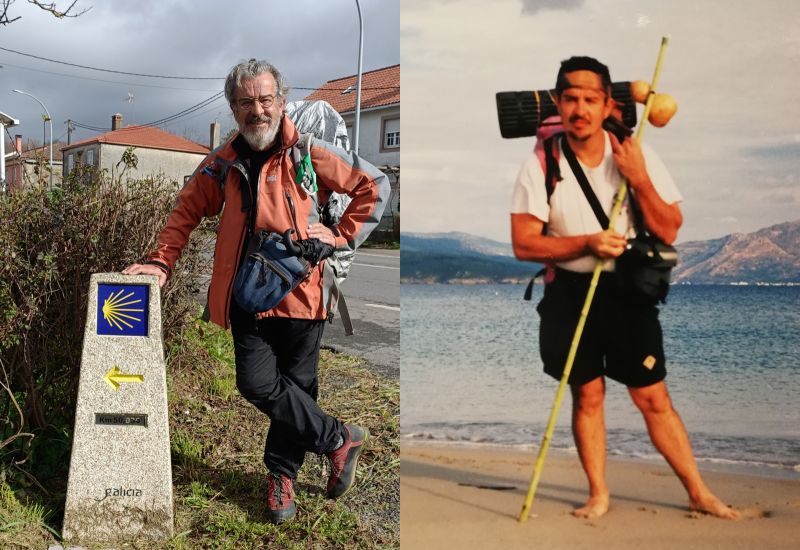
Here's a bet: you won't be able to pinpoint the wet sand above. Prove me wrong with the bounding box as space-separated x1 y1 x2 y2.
401 444 799 549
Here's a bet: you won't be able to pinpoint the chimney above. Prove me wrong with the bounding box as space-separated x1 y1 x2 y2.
210 121 220 149
112 113 123 131
15 134 22 155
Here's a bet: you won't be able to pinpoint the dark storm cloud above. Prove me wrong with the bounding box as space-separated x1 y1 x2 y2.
1 0 398 146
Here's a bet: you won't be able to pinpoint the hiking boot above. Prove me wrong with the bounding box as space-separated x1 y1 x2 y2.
266 472 296 524
325 424 369 499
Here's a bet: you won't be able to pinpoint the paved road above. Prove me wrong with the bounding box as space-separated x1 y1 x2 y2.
322 248 400 378
194 247 399 378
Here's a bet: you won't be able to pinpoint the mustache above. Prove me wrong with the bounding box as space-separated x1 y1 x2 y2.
569 115 590 124
247 114 271 124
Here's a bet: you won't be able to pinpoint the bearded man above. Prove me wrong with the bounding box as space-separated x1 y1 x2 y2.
123 59 389 524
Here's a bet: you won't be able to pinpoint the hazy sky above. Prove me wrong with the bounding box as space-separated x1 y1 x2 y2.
1 0 398 147
402 0 800 243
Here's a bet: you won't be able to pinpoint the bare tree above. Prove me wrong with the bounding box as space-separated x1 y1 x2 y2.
1 0 90 26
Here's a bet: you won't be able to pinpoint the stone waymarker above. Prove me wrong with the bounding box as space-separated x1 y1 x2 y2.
62 273 173 543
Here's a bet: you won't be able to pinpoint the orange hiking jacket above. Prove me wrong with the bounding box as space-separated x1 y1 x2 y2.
146 115 389 329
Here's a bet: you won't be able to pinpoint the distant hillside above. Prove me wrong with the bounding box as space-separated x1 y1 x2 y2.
402 220 800 284
400 232 540 283
673 220 800 283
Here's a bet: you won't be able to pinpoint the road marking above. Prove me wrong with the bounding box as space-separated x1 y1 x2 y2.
352 262 400 270
365 303 400 311
357 251 399 259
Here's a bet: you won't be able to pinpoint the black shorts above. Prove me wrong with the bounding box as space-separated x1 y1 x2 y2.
537 268 667 388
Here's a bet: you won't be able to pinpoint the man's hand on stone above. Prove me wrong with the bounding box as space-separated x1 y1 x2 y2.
121 264 168 287
587 229 626 259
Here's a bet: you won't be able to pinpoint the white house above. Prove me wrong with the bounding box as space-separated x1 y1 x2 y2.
61 114 210 186
305 65 400 240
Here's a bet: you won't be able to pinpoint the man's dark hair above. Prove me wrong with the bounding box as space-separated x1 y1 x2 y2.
555 56 612 95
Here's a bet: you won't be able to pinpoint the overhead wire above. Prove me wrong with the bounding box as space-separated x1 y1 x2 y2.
0 46 400 90
71 91 225 132
0 45 221 80
3 47 398 141
0 61 221 92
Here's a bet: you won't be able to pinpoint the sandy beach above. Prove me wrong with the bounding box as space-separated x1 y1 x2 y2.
401 444 800 549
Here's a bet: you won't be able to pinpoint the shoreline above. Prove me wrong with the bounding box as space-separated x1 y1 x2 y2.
401 438 800 481
401 442 800 550
400 279 800 286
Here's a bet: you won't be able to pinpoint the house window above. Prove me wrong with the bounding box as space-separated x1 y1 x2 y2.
86 149 94 166
380 117 400 152
386 131 400 148
67 154 74 173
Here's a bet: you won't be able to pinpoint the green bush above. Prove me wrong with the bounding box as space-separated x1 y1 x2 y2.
0 175 213 475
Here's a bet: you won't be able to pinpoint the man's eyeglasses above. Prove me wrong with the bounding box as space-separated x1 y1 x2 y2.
235 95 277 111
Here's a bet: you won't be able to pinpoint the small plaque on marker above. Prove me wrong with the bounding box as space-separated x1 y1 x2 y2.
95 413 148 427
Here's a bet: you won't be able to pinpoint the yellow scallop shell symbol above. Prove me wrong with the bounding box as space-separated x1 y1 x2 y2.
102 289 144 331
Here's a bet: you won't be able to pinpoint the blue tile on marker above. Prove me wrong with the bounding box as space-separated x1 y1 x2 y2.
96 284 149 337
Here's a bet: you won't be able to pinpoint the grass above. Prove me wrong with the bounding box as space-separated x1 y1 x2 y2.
0 316 399 549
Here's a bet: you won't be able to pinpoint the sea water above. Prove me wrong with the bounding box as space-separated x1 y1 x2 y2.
401 284 800 478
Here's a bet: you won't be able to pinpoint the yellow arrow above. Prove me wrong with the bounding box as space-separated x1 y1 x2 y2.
103 366 144 390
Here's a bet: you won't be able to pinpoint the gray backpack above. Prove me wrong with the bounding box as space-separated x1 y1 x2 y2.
285 100 356 334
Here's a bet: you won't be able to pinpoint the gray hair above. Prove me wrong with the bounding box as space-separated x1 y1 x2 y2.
224 59 289 105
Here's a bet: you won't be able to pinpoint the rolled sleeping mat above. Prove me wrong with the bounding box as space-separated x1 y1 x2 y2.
495 81 637 139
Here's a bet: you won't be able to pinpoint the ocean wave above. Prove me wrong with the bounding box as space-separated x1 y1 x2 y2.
402 425 800 475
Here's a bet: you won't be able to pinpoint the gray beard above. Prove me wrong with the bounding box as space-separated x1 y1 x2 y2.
239 119 280 151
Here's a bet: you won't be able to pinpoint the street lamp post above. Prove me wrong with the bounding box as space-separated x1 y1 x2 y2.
12 89 53 189
353 0 364 155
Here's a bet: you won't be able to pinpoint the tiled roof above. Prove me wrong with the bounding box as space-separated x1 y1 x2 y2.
304 65 399 114
14 142 65 162
63 126 209 154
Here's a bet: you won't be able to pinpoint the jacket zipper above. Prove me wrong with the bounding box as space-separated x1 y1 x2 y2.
285 189 300 235
224 163 254 326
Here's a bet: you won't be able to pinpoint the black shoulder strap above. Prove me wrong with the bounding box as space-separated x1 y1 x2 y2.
561 137 610 229
543 135 562 202
627 189 646 235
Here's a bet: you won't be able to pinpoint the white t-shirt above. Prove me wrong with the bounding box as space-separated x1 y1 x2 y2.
511 131 682 272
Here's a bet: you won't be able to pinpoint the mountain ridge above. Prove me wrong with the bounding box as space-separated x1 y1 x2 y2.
401 220 800 284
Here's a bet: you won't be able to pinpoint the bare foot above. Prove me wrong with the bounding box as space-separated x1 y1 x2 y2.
572 495 610 519
689 494 741 520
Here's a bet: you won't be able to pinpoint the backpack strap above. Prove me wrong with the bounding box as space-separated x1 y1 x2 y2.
322 260 353 335
524 133 562 301
291 133 354 335
291 133 318 195
201 157 232 193
542 134 562 204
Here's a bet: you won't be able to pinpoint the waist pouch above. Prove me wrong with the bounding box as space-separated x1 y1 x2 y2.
233 230 310 314
615 235 678 305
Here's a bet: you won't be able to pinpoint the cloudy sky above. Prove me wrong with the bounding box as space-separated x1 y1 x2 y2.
1 0 398 148
402 0 800 243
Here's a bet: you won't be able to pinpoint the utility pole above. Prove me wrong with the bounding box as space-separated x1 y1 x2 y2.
66 119 73 145
353 0 364 155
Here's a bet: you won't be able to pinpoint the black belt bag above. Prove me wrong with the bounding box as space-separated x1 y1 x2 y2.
233 230 310 314
615 234 678 304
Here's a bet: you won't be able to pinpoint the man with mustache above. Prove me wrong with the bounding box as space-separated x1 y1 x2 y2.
123 59 389 524
510 56 739 520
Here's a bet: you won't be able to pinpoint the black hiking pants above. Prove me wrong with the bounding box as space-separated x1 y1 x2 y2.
229 300 344 478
